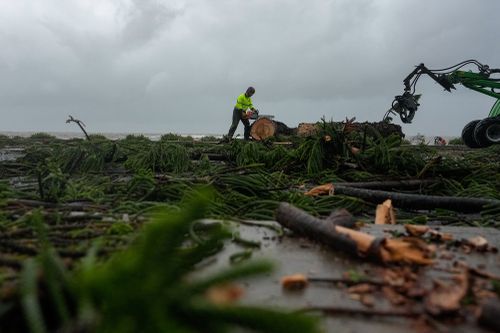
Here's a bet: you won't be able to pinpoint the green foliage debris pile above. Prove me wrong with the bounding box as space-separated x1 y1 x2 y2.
0 119 499 331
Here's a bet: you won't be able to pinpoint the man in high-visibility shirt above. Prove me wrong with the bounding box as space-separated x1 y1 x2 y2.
226 87 257 140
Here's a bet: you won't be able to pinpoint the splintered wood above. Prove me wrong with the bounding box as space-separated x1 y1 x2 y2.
375 199 396 225
275 203 433 265
304 183 334 196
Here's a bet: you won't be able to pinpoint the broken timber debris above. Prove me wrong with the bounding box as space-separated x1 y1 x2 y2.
297 121 404 138
332 185 500 213
274 202 432 265
250 119 404 141
374 199 396 225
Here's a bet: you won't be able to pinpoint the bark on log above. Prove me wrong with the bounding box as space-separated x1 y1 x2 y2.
334 179 438 190
275 203 365 258
478 299 500 332
250 119 403 140
333 185 500 213
297 121 404 138
275 202 433 265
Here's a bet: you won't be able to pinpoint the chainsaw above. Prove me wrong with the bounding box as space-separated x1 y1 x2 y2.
244 109 260 120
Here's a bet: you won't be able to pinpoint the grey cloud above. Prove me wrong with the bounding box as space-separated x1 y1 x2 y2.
1 0 499 136
120 0 183 49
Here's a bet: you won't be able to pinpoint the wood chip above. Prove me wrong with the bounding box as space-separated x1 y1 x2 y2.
382 286 407 305
205 283 244 305
304 183 334 197
404 224 429 237
428 229 454 241
281 274 308 290
467 236 488 250
375 199 396 225
347 283 375 294
360 294 375 307
425 270 469 315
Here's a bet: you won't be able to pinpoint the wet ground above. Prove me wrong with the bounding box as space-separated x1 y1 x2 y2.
0 148 24 162
199 221 500 333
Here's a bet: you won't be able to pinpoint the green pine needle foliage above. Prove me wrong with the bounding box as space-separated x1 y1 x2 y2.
0 190 319 333
56 141 113 174
126 142 192 173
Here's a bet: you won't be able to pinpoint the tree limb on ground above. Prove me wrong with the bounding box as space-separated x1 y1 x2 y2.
333 185 500 213
275 202 433 265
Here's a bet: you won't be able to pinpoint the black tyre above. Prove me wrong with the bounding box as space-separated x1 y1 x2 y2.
461 120 481 148
474 117 500 147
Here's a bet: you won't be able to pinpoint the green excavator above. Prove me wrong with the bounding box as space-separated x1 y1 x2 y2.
384 59 500 148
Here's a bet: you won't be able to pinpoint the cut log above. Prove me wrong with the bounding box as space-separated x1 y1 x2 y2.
250 118 296 141
250 119 403 141
250 118 276 140
274 202 433 265
333 179 438 190
297 121 404 138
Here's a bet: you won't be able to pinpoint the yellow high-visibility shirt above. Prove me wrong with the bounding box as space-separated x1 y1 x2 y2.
234 93 253 111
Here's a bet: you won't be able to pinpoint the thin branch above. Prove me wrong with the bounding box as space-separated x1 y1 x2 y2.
66 115 91 141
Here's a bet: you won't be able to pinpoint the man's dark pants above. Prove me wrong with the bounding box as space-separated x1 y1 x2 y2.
227 107 250 140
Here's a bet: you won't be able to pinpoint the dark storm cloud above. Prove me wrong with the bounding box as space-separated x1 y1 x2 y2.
120 0 182 49
0 0 499 136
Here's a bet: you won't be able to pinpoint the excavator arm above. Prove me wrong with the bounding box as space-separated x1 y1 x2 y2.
384 60 500 124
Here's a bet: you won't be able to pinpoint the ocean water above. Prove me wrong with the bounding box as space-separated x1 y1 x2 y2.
0 131 222 141
0 131 456 145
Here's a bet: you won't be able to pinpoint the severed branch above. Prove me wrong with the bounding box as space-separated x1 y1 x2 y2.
66 115 90 141
333 185 500 213
275 203 360 257
333 179 438 190
275 202 433 265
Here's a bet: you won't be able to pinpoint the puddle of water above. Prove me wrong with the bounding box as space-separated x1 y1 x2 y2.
0 148 25 161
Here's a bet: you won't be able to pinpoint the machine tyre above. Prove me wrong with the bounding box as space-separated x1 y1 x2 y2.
474 117 500 148
461 120 481 148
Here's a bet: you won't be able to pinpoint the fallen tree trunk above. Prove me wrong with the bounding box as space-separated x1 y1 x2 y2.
250 118 404 141
297 121 404 138
333 185 500 213
334 179 438 190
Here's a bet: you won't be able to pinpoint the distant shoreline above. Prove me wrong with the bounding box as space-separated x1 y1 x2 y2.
0 131 458 144
0 131 222 141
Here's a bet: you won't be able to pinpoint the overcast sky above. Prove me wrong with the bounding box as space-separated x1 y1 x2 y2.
1 0 499 136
